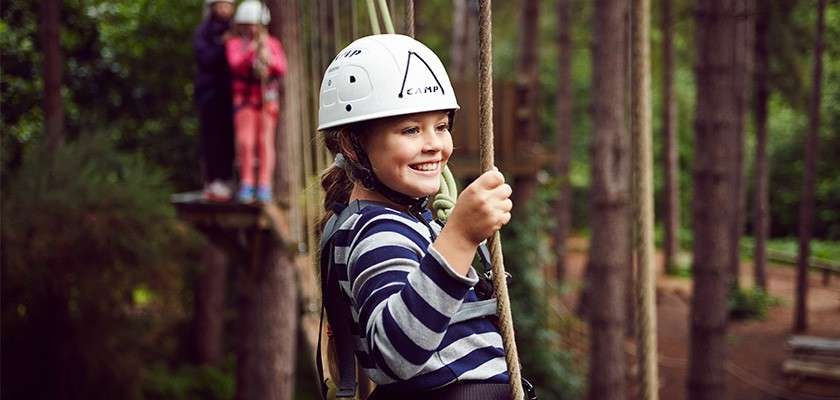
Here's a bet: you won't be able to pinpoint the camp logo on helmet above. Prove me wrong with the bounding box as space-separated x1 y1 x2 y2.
398 51 446 99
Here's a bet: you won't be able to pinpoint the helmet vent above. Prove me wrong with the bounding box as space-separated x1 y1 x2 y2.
345 104 352 112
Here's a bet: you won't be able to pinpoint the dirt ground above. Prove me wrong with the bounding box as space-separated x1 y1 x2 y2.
560 237 840 400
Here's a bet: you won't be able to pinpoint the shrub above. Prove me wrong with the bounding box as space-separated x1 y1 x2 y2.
728 287 781 320
1 136 201 400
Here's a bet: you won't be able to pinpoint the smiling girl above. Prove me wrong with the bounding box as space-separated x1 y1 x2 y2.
317 35 528 400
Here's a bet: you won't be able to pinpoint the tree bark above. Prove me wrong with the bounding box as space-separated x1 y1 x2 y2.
662 0 680 275
194 244 228 364
553 0 573 282
727 0 755 291
236 234 298 400
752 0 770 291
450 0 478 82
794 0 825 334
40 0 64 150
688 1 739 398
513 0 541 206
587 0 628 398
270 0 307 243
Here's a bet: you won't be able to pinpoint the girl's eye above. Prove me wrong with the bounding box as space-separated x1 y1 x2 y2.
402 127 420 135
436 124 448 132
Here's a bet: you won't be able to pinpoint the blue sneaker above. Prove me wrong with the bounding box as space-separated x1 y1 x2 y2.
256 185 273 203
237 184 255 203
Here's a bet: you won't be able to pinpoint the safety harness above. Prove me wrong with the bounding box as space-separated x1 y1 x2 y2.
316 199 501 399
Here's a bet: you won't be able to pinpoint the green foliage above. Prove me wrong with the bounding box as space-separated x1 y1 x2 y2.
142 362 235 400
728 287 781 321
503 183 585 400
1 0 203 189
1 136 201 400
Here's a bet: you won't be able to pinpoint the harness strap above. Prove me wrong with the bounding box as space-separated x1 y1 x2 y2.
451 298 498 325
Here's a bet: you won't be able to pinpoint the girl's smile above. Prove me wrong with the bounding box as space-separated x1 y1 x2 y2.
362 110 453 200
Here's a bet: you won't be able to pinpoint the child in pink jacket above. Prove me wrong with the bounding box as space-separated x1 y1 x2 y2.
226 0 287 203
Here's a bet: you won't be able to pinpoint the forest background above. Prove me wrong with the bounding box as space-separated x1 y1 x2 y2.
1 0 839 399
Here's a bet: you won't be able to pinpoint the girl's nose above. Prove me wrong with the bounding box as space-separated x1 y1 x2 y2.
422 127 442 152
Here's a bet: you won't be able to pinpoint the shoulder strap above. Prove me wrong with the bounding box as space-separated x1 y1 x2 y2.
316 201 379 399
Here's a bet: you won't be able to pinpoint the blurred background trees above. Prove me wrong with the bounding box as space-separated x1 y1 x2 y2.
2 0 839 399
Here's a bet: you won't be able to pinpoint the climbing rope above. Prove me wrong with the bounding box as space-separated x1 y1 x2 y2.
477 1 524 399
630 0 659 399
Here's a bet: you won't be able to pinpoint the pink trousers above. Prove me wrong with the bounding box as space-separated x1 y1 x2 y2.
234 102 278 187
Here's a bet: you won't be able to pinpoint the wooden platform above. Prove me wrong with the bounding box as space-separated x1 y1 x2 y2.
171 191 295 252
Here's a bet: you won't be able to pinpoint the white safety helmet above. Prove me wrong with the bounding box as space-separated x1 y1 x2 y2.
205 0 234 6
318 34 459 131
234 0 270 25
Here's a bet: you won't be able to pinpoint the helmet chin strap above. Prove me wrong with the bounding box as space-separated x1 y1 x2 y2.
339 138 428 212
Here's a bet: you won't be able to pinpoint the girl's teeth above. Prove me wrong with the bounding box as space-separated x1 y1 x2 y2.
413 162 438 171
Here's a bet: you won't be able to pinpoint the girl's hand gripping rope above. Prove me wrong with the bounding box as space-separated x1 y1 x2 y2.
433 167 513 276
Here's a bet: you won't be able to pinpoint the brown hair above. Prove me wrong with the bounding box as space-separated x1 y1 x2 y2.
317 124 367 235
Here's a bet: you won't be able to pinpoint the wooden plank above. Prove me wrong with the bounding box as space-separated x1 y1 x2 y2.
782 359 840 381
789 336 840 354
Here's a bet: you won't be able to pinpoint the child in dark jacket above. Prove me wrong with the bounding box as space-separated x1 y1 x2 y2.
226 0 287 203
194 0 236 201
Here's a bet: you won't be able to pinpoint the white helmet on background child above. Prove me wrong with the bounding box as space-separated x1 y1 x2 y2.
318 34 459 130
234 0 271 25
204 0 234 6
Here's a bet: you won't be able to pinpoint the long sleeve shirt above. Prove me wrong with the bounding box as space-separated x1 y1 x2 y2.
329 203 509 391
225 35 287 107
193 17 232 105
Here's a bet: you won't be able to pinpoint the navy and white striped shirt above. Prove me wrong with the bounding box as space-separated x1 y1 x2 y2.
329 202 509 391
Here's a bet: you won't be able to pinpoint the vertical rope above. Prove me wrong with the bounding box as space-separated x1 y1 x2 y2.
365 0 381 34
478 1 523 399
376 0 395 33
631 0 659 398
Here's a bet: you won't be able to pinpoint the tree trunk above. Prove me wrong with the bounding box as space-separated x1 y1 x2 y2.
450 0 468 81
270 0 307 243
794 0 825 334
752 0 770 291
40 0 64 149
587 0 628 398
194 244 228 364
727 0 755 291
236 234 298 400
662 0 680 275
412 0 424 39
513 0 541 206
688 1 739 398
450 0 478 82
553 0 573 282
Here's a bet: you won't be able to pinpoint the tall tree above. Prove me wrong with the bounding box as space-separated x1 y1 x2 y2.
513 0 541 205
661 0 680 275
194 246 228 364
727 0 755 291
449 0 478 81
752 0 770 291
794 0 826 333
553 0 573 282
40 0 64 149
587 0 628 398
688 0 739 398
